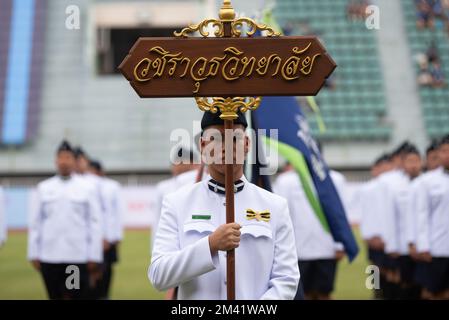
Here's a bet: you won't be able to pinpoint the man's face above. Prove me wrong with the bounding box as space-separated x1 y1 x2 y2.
200 124 249 176
403 153 422 178
439 143 449 170
56 151 76 176
426 150 441 170
76 155 90 174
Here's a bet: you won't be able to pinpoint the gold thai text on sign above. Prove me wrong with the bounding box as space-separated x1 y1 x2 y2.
132 43 320 94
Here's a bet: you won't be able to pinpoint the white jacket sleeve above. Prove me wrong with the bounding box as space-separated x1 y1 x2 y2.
415 183 430 253
149 196 219 291
260 201 300 300
150 186 164 247
383 184 399 254
86 191 103 262
27 190 43 260
360 182 385 240
405 182 419 246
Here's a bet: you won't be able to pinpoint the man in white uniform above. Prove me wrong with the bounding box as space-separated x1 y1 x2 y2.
424 140 441 171
359 154 393 299
414 135 449 300
74 147 107 298
369 142 412 299
28 141 103 300
384 145 423 299
89 160 124 299
407 141 442 299
149 111 300 299
274 167 344 300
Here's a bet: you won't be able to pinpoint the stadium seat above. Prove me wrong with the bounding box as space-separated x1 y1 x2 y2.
274 0 389 140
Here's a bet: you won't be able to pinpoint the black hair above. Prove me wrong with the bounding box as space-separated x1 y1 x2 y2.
73 146 87 159
374 153 391 166
89 159 103 172
440 134 449 146
426 139 440 155
402 144 421 157
57 140 75 155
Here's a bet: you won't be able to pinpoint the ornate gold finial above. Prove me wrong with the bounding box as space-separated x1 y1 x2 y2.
195 97 262 120
219 0 236 21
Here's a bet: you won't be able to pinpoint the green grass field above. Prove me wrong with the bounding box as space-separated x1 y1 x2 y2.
0 229 372 300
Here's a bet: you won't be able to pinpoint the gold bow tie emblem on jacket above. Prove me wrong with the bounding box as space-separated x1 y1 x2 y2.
246 209 270 222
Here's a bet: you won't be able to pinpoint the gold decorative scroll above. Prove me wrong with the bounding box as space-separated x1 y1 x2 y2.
231 18 281 37
174 19 224 38
132 43 320 94
173 17 280 38
195 97 262 120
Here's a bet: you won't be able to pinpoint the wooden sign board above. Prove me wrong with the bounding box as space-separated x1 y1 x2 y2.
119 36 336 98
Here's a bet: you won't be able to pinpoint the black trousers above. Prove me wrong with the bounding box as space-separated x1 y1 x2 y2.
40 263 89 300
294 279 306 300
90 244 118 299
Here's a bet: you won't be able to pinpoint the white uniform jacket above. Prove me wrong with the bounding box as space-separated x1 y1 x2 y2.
149 175 299 300
101 177 124 243
274 170 342 260
27 175 103 263
152 169 201 245
414 167 449 257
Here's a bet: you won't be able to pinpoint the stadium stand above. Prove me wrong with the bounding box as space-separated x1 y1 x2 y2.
274 0 391 140
402 0 449 139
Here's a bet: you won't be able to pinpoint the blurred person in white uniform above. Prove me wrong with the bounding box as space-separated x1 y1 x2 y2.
73 147 107 298
274 164 345 300
414 135 449 300
359 154 393 299
384 145 423 299
373 142 418 299
89 160 124 299
27 141 103 300
407 140 442 299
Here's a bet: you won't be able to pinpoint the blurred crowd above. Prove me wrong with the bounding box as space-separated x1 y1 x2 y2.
417 43 446 87
358 135 449 300
415 0 449 34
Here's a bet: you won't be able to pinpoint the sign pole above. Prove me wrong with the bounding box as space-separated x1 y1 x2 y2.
224 118 235 300
220 0 236 301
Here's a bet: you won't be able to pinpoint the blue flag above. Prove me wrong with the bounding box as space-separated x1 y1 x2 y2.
253 96 359 261
249 111 272 192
